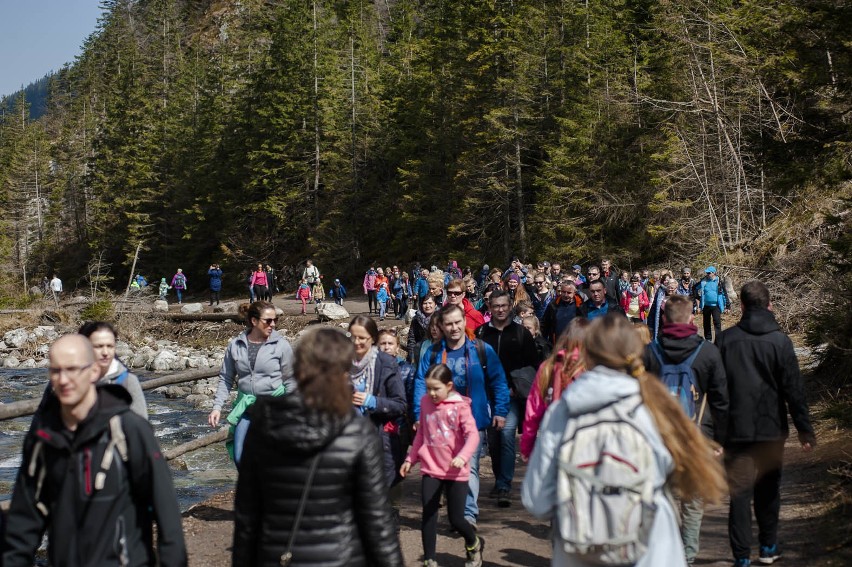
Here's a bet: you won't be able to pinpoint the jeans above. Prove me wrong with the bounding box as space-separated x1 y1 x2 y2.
703 305 722 341
680 497 705 563
725 441 785 560
233 415 251 466
175 288 183 303
465 429 486 522
379 300 387 318
488 398 521 491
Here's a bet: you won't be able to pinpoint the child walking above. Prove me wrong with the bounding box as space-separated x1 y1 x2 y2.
296 278 312 315
158 278 171 300
400 364 485 567
376 282 390 321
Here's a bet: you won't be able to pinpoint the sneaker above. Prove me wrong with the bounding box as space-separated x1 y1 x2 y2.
424 560 438 567
758 545 781 564
734 559 751 567
497 488 511 508
464 536 485 567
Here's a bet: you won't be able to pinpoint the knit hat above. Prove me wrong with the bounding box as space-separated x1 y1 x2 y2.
508 274 520 282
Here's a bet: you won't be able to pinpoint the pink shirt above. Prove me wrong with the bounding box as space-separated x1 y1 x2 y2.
250 271 269 287
406 393 479 481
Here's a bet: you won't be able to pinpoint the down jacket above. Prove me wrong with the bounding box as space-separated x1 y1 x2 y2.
233 394 403 567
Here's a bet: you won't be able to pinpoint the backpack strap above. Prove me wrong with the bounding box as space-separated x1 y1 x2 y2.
683 341 704 367
95 415 129 491
27 440 49 517
473 339 488 375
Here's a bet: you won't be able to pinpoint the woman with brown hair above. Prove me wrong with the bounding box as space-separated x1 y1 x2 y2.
233 327 403 567
503 273 531 309
522 313 725 567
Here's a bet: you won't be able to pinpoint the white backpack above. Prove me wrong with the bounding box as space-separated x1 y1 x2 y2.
556 394 658 565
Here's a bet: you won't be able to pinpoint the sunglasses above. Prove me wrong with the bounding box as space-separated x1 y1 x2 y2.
260 317 279 325
447 290 464 296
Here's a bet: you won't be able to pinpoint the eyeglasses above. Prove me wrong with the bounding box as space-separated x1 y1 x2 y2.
447 290 464 296
535 280 546 285
48 363 93 379
260 317 279 325
588 272 600 276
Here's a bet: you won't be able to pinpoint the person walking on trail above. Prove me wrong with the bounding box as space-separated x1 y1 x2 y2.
476 290 540 509
232 327 403 567
159 277 171 300
541 280 585 344
412 305 510 529
296 279 312 315
364 266 378 314
522 314 726 567
401 364 485 567
49 273 62 297
444 278 485 338
250 263 270 302
696 266 728 341
208 301 296 465
2 335 187 566
716 280 816 567
264 264 277 298
302 259 320 297
170 268 188 304
329 278 347 305
208 264 223 306
641 295 729 565
580 279 625 320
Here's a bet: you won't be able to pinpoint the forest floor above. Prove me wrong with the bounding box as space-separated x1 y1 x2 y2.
176 294 851 567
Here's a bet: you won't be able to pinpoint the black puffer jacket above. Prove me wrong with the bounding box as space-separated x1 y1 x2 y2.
716 308 815 445
233 394 403 567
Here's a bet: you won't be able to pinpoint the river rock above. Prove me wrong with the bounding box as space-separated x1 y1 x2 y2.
153 300 169 312
29 286 43 296
275 307 284 316
151 350 178 371
316 302 349 321
34 326 58 340
215 302 238 313
173 357 189 371
19 358 36 368
162 385 191 398
180 303 204 314
36 359 50 368
36 344 50 356
186 356 210 369
3 329 30 348
40 310 61 324
3 356 20 368
191 383 217 396
185 394 212 409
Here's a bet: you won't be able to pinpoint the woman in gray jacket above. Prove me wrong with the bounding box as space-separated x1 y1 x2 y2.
208 300 296 464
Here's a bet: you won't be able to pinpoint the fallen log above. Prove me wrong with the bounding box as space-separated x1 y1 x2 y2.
160 313 239 322
163 427 229 461
141 368 220 391
0 399 41 421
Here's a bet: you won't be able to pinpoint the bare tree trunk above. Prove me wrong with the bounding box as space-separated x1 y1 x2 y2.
313 0 321 225
513 109 527 259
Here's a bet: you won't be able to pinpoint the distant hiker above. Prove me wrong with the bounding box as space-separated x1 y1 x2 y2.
232 327 403 566
49 273 63 297
376 282 390 320
80 321 149 420
158 278 171 300
170 268 187 304
250 263 270 303
407 294 437 363
648 277 680 340
1 335 186 566
296 279 312 315
717 280 815 567
264 264 277 298
522 314 725 567
329 278 347 305
621 274 651 324
541 281 584 344
208 264 223 306
696 266 728 341
444 278 485 338
302 259 321 299
364 266 378 314
135 274 148 288
208 301 296 465
400 363 484 567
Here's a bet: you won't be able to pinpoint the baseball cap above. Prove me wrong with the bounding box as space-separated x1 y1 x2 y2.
572 264 581 271
705 266 717 274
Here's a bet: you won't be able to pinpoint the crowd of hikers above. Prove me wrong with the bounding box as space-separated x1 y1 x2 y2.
1 256 815 567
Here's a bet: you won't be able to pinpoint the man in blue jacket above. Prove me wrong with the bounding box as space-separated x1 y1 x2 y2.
413 304 510 528
696 266 728 341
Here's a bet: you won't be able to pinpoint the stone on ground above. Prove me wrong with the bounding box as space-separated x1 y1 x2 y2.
316 302 349 321
181 303 204 314
153 300 169 312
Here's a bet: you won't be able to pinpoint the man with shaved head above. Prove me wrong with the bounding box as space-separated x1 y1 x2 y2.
2 335 187 566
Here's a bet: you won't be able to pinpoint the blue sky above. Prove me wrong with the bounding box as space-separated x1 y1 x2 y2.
0 0 104 98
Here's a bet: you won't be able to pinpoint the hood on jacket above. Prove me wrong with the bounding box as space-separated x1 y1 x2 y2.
34 384 132 449
657 333 705 364
737 308 781 335
247 393 354 454
563 365 639 415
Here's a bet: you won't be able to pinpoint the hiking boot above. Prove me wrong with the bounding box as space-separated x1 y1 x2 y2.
734 559 751 567
423 560 439 567
758 545 781 564
464 536 485 567
488 485 500 498
497 488 511 508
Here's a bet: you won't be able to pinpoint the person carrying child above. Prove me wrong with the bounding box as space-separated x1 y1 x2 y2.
400 363 485 567
296 278 312 315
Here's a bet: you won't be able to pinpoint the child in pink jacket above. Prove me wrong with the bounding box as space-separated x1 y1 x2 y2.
400 364 484 567
296 279 312 315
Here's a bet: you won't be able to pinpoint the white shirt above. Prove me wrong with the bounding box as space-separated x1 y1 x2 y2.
50 277 62 292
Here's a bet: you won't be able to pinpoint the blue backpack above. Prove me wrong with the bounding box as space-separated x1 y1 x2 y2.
650 341 703 419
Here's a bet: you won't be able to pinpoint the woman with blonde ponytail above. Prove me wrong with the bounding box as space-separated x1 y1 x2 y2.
522 313 725 567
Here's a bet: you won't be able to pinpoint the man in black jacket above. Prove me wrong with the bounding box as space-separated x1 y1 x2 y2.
2 335 186 567
580 280 625 320
476 290 540 508
717 280 816 567
642 295 728 565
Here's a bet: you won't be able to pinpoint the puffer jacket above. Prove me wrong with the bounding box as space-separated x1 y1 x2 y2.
233 394 403 567
101 358 148 420
2 385 186 567
213 330 296 411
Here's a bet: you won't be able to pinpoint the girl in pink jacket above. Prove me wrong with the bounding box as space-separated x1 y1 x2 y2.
296 279 312 315
400 364 484 567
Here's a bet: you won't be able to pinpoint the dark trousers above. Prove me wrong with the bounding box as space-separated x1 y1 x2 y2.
421 475 476 560
367 289 377 313
703 305 722 340
725 441 785 560
209 290 220 305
